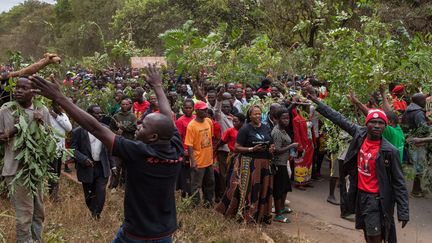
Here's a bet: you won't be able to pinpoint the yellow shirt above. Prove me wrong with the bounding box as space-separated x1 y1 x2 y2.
184 118 213 168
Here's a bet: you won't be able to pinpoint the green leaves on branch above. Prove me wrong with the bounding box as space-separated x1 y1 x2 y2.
160 20 225 80
82 52 109 76
109 35 153 60
4 101 65 196
220 35 281 85
66 81 116 115
396 34 432 93
317 16 400 108
160 21 281 85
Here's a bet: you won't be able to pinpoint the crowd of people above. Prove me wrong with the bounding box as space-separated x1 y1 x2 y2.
2 61 432 242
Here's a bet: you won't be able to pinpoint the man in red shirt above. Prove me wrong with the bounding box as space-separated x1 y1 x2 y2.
132 87 149 121
391 85 407 112
304 83 409 243
257 78 272 94
175 99 195 196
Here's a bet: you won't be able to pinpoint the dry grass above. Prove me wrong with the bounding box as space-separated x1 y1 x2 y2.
0 177 308 243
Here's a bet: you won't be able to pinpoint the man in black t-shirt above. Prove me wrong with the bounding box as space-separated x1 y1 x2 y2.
29 65 183 242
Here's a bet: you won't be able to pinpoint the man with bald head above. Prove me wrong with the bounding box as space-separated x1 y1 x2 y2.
267 103 282 131
29 65 183 242
402 93 430 197
0 77 51 242
221 91 240 115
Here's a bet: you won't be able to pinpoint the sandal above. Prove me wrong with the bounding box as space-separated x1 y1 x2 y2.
410 191 424 198
274 215 290 223
280 207 293 214
295 185 306 191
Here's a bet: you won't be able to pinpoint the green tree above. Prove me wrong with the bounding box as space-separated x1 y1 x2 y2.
0 0 54 62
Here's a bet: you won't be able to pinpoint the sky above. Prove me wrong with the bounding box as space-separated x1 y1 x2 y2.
0 0 56 13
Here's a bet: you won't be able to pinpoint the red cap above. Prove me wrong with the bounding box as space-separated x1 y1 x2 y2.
365 109 388 125
392 85 404 94
194 101 208 110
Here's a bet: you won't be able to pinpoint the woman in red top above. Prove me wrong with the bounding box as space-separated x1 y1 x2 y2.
219 113 246 152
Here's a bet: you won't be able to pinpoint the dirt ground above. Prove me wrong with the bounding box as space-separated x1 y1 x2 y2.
275 162 432 243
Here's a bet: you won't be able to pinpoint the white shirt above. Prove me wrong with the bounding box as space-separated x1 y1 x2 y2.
49 112 73 151
233 99 243 113
88 132 103 161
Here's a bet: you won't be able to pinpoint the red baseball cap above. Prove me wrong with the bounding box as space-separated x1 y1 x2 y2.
194 101 208 110
392 85 405 94
365 109 388 125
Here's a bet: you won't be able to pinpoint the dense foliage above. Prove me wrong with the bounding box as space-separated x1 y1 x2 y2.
1 0 432 63
1 0 432 191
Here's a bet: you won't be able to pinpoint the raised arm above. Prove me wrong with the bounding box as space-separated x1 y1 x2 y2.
214 88 224 121
349 91 369 116
6 53 61 79
303 82 360 137
379 84 393 114
191 78 206 102
143 64 174 125
29 76 115 152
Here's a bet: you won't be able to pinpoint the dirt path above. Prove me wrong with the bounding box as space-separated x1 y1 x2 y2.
274 164 432 243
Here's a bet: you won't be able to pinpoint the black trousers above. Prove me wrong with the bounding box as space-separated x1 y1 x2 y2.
82 163 108 218
312 143 325 177
48 158 62 195
176 162 192 196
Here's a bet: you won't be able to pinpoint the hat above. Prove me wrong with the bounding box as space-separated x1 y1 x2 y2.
392 85 404 94
194 101 208 110
365 109 388 125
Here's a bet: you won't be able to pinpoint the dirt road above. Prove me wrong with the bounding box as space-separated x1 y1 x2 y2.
275 164 432 243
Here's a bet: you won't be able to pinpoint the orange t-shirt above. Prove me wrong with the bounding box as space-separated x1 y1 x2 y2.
184 118 213 168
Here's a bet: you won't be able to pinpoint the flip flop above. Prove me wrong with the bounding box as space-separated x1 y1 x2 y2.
341 214 356 222
295 185 306 191
274 215 291 223
410 192 424 198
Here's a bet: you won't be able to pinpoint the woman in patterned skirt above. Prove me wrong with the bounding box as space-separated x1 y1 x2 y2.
215 105 275 224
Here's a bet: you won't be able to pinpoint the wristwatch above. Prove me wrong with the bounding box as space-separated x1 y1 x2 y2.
248 147 253 152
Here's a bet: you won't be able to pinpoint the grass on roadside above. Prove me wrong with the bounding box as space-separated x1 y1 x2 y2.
0 177 309 242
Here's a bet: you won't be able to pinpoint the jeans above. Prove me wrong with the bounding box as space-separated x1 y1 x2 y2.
113 226 172 243
191 165 215 206
5 176 44 243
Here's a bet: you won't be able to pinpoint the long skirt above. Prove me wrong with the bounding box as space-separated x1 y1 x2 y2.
294 145 314 185
215 155 273 223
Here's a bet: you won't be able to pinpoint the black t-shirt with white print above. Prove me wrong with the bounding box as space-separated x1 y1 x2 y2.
236 122 273 159
112 131 183 239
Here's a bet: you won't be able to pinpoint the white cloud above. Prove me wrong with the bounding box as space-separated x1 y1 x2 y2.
0 0 56 13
